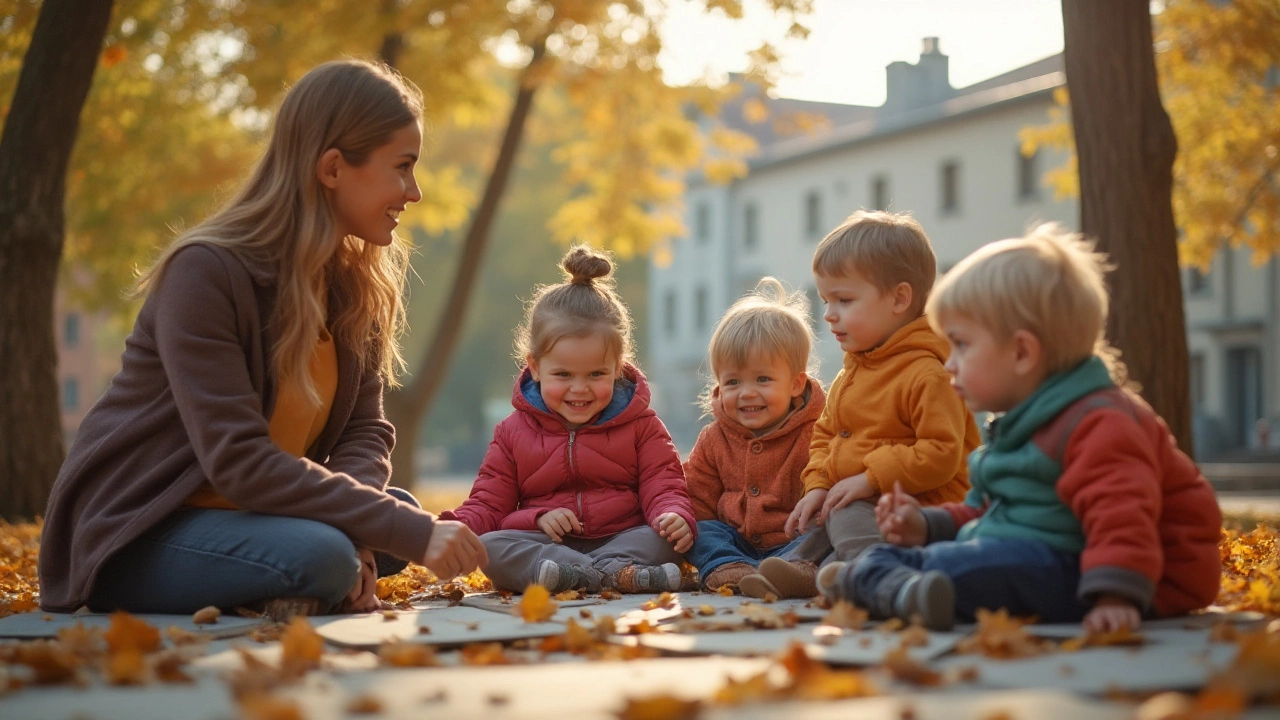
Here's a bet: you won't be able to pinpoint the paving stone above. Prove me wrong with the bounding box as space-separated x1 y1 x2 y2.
311 605 566 649
699 689 1135 720
0 676 235 720
934 637 1240 694
631 624 964 665
0 610 260 640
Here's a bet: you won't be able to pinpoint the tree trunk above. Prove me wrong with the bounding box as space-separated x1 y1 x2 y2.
0 0 116 521
385 37 549 489
1061 0 1192 455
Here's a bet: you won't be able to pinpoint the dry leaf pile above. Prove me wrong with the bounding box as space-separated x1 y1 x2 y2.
0 520 41 618
1217 525 1280 615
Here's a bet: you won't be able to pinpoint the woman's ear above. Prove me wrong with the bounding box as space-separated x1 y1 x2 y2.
316 148 344 190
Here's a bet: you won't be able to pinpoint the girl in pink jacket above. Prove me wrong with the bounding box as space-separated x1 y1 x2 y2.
441 245 697 593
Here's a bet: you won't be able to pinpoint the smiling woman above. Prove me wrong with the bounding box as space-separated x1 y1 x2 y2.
37 60 487 618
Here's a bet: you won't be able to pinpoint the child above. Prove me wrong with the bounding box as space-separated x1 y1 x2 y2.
682 278 827 596
40 61 488 617
771 211 981 597
822 225 1223 632
440 245 696 594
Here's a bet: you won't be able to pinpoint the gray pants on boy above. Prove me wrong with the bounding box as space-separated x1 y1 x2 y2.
481 525 681 592
783 500 881 567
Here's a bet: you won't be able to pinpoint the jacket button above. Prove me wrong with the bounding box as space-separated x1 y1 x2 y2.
750 442 763 454
839 430 851 438
750 534 762 543
749 486 760 496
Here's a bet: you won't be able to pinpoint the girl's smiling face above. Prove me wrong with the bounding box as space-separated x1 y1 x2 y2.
528 333 620 428
325 121 423 246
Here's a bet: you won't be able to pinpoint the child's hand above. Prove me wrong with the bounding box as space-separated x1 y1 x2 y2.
421 520 489 580
655 512 693 553
537 508 583 543
875 481 927 547
785 489 828 538
1083 595 1141 634
820 473 874 522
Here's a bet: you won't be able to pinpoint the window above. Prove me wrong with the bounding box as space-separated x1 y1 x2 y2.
695 286 709 331
1186 266 1210 295
1017 148 1039 200
695 202 710 243
743 202 759 251
664 291 677 337
1189 353 1205 409
940 161 960 213
63 313 80 348
871 175 889 211
804 191 822 238
62 377 80 412
1226 347 1263 447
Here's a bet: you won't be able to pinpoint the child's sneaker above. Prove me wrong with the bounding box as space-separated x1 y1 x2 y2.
536 560 604 593
702 562 754 592
893 570 955 631
607 563 682 593
756 557 819 598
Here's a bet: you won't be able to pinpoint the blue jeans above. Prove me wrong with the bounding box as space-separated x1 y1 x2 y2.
848 536 1092 623
685 520 809 588
88 486 419 614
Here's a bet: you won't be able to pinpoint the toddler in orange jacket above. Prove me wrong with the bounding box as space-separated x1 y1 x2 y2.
765 211 980 598
683 279 828 597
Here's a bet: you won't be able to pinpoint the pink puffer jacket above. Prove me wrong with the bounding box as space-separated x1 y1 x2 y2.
440 364 697 541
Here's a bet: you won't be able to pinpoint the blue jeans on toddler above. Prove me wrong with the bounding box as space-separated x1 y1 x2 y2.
843 536 1092 623
685 520 810 588
88 486 420 614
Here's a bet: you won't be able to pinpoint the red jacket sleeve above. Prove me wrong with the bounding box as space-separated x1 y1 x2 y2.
1056 410 1164 610
683 425 723 522
635 416 698 540
439 419 523 535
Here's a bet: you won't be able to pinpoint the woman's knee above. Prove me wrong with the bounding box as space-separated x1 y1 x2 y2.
275 520 360 606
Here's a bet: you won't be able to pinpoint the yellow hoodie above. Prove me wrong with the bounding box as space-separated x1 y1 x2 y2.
801 315 980 505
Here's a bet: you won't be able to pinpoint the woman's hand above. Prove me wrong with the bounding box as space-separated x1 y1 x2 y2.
343 546 381 613
655 513 693 553
537 508 583 543
785 489 827 537
875 481 927 547
421 520 488 581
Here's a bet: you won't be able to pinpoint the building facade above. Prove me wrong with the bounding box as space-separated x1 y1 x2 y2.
648 40 1279 460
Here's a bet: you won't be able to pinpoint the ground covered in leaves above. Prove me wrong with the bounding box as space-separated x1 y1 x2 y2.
0 510 1277 719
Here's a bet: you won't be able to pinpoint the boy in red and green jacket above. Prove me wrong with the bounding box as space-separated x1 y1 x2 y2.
820 225 1222 632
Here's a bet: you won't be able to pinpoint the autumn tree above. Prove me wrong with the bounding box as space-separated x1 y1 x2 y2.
0 0 115 520
1 0 813 503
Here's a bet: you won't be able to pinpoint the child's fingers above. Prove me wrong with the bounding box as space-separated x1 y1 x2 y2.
895 482 908 509
569 512 583 534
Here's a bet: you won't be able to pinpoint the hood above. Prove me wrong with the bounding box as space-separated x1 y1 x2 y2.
845 315 950 370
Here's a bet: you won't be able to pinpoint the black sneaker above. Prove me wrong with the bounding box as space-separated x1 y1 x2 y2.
536 560 604 593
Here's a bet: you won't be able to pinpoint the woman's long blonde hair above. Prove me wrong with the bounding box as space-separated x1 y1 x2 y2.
137 60 421 402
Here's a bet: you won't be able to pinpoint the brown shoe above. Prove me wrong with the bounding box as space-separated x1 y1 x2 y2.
738 573 781 599
702 562 755 591
757 557 819 598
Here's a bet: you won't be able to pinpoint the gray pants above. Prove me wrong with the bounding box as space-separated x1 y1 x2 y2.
481 525 682 592
782 500 881 567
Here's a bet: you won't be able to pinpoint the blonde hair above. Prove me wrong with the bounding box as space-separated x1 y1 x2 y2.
700 277 815 413
137 60 421 403
515 245 634 368
812 210 937 316
927 223 1128 383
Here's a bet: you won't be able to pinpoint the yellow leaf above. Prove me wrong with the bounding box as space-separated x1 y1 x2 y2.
517 584 559 622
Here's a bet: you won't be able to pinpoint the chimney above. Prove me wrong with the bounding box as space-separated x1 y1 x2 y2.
884 37 954 113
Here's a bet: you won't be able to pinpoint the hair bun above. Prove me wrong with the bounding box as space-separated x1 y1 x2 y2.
562 245 613 285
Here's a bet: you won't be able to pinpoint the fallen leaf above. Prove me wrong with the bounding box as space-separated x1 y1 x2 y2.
717 586 735 597
191 606 221 625
956 609 1051 659
881 647 941 686
238 692 305 720
555 589 584 601
518 585 559 622
617 694 701 720
279 617 324 677
601 589 624 600
347 694 383 714
378 640 439 667
822 601 868 630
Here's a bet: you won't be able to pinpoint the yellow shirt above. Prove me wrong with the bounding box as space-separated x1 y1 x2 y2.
185 328 338 509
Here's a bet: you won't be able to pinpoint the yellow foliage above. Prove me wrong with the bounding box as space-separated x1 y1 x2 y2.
1021 0 1280 267
517 584 559 622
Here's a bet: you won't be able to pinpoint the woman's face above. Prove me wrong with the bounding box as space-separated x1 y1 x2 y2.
327 122 423 246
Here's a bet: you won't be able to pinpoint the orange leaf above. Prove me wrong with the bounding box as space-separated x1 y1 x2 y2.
517 585 559 623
